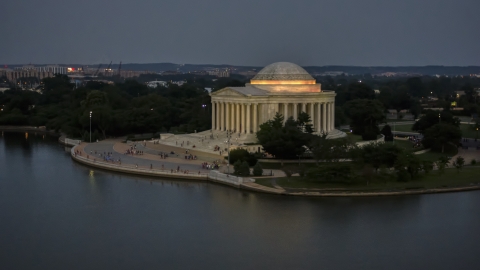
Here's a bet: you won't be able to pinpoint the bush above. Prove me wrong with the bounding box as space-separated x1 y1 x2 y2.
381 124 394 142
422 161 434 174
298 165 306 178
229 148 257 166
240 161 250 176
471 159 477 165
253 163 263 176
233 160 250 176
306 163 354 182
397 170 411 182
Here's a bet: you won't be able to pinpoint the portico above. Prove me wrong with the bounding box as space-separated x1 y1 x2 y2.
210 62 344 139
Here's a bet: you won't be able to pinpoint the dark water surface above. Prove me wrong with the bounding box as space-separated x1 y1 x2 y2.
1 132 480 270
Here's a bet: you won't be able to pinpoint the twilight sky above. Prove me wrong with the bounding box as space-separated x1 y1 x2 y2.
2 0 479 66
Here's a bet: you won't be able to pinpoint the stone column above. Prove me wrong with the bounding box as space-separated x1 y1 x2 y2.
253 103 258 133
225 103 230 131
331 102 335 131
316 103 321 133
211 101 216 130
322 102 327 133
328 103 332 131
218 102 224 130
309 103 314 130
246 103 251 134
216 102 220 131
301 103 306 113
293 103 298 120
236 103 240 132
241 104 247 133
283 103 288 123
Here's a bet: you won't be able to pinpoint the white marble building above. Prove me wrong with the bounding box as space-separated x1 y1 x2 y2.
210 62 345 139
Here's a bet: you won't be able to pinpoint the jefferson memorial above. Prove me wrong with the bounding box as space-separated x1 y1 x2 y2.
210 62 345 139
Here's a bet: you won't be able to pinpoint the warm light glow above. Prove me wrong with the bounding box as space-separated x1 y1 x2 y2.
250 80 316 85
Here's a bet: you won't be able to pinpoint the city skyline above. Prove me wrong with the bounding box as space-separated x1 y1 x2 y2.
2 0 479 66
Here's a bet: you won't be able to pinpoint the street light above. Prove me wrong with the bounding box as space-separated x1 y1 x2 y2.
439 113 441 123
89 111 92 143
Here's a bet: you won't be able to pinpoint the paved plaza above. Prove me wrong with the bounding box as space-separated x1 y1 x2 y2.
79 139 286 177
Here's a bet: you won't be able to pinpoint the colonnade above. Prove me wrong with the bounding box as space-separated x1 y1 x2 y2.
212 101 335 134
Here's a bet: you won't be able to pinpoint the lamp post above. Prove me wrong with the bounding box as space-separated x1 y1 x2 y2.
89 111 92 143
476 127 478 140
439 113 441 123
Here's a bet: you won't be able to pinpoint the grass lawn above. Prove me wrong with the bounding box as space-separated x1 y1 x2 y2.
254 178 275 188
257 166 480 191
460 123 479 139
345 132 363 143
389 123 478 138
390 123 415 132
386 119 416 123
259 162 318 170
389 139 422 153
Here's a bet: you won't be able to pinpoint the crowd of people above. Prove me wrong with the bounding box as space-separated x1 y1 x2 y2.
124 149 144 155
201 161 219 170
407 136 422 148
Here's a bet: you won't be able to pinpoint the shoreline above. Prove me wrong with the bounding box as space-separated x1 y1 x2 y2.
0 126 60 135
70 143 480 197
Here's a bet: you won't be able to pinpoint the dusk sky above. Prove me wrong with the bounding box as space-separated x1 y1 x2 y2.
2 0 479 66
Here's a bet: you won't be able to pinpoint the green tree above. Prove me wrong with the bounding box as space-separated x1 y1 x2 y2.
452 156 465 173
422 123 461 153
297 111 314 133
422 160 434 174
256 113 309 164
390 87 411 118
394 152 421 181
413 110 460 133
310 135 353 163
381 124 393 141
435 156 451 174
343 99 385 140
229 148 257 166
253 162 263 176
350 142 403 172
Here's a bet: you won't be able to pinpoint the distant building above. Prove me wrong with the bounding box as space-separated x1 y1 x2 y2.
207 68 230 77
171 81 186 86
314 71 345 76
36 65 67 74
162 70 183 75
190 70 209 76
15 64 67 74
6 70 54 82
146 80 168 88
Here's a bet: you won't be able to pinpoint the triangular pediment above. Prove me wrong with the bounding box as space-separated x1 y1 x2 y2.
210 87 246 97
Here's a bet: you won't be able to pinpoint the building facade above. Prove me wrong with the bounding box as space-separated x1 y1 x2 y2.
210 62 345 138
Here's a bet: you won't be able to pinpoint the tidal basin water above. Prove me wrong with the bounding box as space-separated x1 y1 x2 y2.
1 132 480 270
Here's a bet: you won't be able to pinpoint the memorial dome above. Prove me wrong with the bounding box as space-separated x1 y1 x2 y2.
251 62 315 82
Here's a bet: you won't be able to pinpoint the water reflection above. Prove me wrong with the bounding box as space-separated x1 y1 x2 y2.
2 132 480 270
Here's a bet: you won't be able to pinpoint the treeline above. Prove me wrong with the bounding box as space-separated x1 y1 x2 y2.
0 75 226 140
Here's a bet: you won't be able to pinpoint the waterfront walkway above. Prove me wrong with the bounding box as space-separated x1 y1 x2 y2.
72 139 480 197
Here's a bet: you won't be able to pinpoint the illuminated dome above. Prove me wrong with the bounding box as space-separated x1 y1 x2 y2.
251 62 315 82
